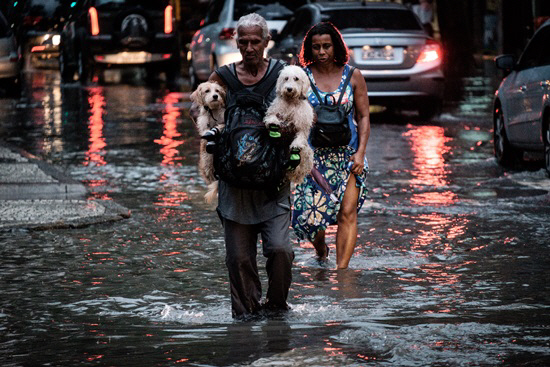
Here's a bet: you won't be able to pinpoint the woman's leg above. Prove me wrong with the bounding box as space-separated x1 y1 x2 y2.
312 229 328 259
335 174 360 269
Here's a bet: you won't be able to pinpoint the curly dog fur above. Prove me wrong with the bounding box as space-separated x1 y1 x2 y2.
264 65 314 184
190 81 226 203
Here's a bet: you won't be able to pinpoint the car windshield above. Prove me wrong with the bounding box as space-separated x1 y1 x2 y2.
322 9 423 32
95 0 168 10
26 0 62 17
0 12 9 37
234 1 307 21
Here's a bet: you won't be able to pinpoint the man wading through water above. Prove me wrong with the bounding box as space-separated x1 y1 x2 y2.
207 13 294 319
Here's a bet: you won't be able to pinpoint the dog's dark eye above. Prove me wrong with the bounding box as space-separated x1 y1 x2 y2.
294 77 299 81
205 89 210 93
285 77 289 81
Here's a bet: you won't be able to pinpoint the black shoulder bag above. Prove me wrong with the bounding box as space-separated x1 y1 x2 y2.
309 66 355 148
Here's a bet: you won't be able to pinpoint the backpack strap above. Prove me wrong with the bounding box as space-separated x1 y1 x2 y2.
252 59 285 96
336 66 355 105
308 65 356 106
215 64 244 93
215 59 285 95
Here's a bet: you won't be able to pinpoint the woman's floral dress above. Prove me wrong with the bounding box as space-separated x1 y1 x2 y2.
292 64 369 242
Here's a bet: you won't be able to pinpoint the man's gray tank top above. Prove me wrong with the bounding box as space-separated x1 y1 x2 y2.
215 59 291 225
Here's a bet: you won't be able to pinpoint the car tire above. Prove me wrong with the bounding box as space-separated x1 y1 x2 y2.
77 49 92 84
59 51 75 83
418 99 441 120
544 113 550 177
494 106 520 167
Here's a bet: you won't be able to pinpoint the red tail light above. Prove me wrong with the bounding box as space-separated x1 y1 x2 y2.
23 15 43 26
417 40 442 63
219 28 235 40
164 5 173 34
88 7 100 36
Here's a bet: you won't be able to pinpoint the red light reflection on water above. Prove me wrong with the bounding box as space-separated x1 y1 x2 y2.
404 125 457 206
154 92 183 166
84 87 107 167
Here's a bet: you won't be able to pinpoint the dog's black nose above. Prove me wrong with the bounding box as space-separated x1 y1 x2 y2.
212 94 218 100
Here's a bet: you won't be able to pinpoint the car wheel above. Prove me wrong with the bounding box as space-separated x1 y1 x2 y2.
494 106 519 167
77 49 92 84
59 51 75 83
544 113 550 177
189 63 199 90
418 99 441 120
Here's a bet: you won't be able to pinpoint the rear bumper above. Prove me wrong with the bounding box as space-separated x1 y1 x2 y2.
358 61 444 104
0 57 20 79
87 33 178 66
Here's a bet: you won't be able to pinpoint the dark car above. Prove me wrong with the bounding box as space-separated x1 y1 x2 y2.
493 19 550 175
268 1 445 119
59 0 181 84
0 9 22 94
16 0 65 67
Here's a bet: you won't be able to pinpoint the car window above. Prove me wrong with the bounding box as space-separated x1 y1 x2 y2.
234 1 306 21
94 0 168 10
321 8 423 32
26 0 62 17
518 26 550 69
203 0 224 26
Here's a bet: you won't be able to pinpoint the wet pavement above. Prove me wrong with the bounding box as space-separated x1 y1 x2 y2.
0 68 549 366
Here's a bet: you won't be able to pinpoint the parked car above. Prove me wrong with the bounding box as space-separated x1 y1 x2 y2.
188 0 306 89
268 1 444 119
16 0 64 67
59 0 181 84
493 19 550 175
0 10 22 95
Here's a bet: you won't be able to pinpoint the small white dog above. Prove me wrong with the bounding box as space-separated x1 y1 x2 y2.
190 81 226 203
264 65 314 184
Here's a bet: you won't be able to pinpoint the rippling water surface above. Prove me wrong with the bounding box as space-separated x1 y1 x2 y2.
1 72 549 366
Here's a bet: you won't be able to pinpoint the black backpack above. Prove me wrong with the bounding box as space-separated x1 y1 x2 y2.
213 60 290 190
309 66 355 148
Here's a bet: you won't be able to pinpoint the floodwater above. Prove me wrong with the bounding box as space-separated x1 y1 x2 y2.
1 70 549 366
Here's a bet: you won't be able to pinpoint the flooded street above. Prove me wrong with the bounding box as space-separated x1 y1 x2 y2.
1 70 549 366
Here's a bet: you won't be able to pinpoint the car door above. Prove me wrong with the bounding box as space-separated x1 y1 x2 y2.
190 0 225 80
508 26 550 144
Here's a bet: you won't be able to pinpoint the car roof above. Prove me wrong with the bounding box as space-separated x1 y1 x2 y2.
306 1 409 11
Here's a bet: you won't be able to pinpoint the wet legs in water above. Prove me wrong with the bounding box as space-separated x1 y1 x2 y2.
312 174 360 269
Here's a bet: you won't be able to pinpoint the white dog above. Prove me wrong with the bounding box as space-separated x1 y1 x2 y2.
264 65 314 184
190 81 226 203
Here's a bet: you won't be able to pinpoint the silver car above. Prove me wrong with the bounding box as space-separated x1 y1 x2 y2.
268 1 444 119
188 0 305 89
0 10 21 94
493 19 550 175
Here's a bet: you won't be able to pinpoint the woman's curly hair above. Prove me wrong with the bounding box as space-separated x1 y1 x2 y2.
299 22 350 67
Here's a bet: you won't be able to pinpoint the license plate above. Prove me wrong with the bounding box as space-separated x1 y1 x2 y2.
362 47 394 61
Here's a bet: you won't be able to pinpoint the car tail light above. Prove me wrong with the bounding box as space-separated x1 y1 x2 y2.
417 40 442 63
219 28 235 40
23 15 42 26
164 5 173 34
88 7 100 36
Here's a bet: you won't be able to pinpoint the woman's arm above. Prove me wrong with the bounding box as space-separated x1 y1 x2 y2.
350 67 370 174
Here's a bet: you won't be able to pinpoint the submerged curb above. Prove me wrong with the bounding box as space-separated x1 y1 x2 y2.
0 141 130 230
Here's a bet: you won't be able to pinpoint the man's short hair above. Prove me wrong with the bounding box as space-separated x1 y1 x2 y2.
236 13 269 40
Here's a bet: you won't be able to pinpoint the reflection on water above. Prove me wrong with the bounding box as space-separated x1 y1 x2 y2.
405 125 457 206
84 87 107 167
154 92 184 167
1 71 549 367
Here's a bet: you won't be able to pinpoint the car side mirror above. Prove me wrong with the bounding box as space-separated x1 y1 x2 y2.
495 54 516 73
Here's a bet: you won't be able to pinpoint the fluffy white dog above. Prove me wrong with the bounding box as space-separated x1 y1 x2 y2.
264 65 314 184
190 81 226 203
